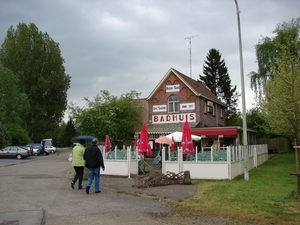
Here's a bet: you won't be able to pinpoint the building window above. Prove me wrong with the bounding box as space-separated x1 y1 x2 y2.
207 101 214 115
168 95 179 113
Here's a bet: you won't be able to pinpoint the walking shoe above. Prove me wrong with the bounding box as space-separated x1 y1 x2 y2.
71 183 74 189
95 191 101 193
79 187 84 190
86 186 90 194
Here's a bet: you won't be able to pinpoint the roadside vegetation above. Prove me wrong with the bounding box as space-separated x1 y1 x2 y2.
174 153 300 224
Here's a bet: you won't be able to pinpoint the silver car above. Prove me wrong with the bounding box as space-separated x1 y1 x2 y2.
44 146 57 154
0 146 31 159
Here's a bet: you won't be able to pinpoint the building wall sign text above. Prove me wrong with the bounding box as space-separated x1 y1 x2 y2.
166 84 180 92
152 113 196 124
153 105 167 112
180 102 195 110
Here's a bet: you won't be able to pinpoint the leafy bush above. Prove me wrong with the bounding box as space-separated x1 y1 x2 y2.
0 122 11 148
5 123 31 145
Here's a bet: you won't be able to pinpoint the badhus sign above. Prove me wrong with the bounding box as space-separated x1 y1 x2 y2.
152 113 196 123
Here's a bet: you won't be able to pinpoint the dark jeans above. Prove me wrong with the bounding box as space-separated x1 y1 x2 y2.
72 166 84 189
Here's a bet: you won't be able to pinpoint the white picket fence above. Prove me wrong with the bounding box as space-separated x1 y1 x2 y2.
101 144 268 180
162 144 268 180
101 146 138 178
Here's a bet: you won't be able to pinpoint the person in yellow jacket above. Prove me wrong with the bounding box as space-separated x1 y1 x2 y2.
71 139 86 190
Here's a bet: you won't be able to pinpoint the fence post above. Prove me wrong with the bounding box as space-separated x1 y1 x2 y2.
254 146 257 168
178 148 182 172
239 145 243 175
136 146 139 176
227 146 231 180
127 146 130 178
162 147 166 174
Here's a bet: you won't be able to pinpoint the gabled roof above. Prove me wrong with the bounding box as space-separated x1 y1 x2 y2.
147 68 225 106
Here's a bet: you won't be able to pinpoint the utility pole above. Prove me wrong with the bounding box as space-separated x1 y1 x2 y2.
185 35 198 78
234 0 248 181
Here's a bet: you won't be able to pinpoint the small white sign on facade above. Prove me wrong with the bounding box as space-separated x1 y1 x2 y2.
166 84 180 92
180 102 195 110
153 105 167 112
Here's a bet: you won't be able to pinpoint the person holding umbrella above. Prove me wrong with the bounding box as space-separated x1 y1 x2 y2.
84 138 105 194
71 139 86 190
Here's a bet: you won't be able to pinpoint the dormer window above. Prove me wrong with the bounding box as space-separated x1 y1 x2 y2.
207 101 214 115
168 95 179 113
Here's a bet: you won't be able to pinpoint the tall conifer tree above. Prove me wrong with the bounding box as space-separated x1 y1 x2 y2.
199 48 239 123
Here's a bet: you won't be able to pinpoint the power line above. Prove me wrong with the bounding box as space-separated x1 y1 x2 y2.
185 35 198 78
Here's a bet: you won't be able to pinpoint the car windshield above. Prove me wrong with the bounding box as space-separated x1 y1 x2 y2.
43 140 52 147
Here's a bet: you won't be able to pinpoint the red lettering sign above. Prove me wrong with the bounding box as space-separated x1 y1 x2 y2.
152 113 196 124
189 114 195 120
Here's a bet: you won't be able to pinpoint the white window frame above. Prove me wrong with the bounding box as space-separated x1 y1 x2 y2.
168 95 179 113
207 101 214 115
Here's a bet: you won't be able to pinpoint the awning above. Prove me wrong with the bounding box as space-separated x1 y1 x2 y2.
146 122 199 134
191 127 238 138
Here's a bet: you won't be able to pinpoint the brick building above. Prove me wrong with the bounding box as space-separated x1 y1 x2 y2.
135 68 256 156
147 68 226 130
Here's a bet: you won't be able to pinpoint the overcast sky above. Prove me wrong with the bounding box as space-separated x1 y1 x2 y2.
1 0 299 120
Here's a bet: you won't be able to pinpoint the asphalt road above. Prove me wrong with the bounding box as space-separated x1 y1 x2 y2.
0 149 179 225
0 154 48 167
0 148 243 225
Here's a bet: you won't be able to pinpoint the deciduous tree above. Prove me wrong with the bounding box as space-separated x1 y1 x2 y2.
0 65 29 125
0 122 10 148
246 108 270 138
0 23 71 141
249 17 300 99
261 39 300 139
69 90 143 142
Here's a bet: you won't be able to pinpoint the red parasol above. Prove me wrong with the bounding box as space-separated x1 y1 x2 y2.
138 122 152 156
171 136 175 152
180 121 195 155
104 135 111 153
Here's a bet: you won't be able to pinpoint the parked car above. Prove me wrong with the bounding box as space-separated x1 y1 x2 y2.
44 146 57 154
20 145 34 156
0 146 31 159
26 143 44 156
41 139 53 155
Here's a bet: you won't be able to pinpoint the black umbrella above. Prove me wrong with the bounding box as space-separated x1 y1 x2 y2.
74 135 95 143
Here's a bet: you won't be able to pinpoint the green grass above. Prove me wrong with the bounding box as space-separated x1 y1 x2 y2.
173 153 300 224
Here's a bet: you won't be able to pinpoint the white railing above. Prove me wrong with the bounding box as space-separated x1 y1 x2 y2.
163 144 268 180
100 144 268 180
101 146 139 178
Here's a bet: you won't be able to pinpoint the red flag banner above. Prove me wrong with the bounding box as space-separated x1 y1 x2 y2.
104 135 111 153
138 122 152 156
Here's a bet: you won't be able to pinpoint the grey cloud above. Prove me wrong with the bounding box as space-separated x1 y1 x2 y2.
0 0 299 117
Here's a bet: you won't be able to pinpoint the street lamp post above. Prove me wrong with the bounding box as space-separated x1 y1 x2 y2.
234 0 249 181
